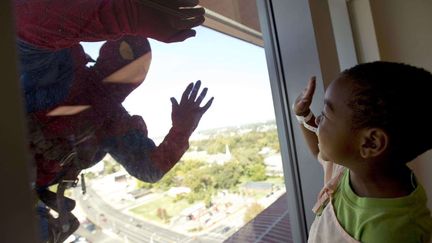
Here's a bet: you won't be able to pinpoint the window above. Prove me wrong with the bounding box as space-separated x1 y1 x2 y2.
73 26 289 243
12 0 299 242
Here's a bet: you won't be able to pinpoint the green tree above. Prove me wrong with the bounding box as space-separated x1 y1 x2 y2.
213 161 242 189
156 208 170 223
247 162 268 181
84 172 97 180
136 179 153 189
103 160 120 174
204 194 213 208
153 169 179 190
183 167 213 193
176 159 205 176
243 202 264 223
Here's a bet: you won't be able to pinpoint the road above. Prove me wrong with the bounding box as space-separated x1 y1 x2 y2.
71 180 286 242
74 187 190 242
74 186 224 243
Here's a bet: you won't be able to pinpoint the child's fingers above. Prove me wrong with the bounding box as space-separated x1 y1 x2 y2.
303 76 316 99
296 101 305 111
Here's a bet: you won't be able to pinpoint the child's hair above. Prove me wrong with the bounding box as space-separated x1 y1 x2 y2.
340 61 432 163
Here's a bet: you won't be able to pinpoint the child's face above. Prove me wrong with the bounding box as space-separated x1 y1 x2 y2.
315 77 362 165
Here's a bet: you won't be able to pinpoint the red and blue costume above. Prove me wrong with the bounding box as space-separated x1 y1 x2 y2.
15 0 204 189
14 0 208 240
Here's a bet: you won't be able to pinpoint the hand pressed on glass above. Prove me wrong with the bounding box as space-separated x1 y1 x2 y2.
171 80 214 135
138 0 206 42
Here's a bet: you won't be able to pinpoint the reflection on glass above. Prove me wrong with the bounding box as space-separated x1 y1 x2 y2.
15 0 289 242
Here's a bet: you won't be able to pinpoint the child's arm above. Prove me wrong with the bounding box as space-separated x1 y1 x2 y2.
293 77 319 158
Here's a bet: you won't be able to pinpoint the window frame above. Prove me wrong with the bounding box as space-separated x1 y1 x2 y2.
257 0 347 242
0 1 39 242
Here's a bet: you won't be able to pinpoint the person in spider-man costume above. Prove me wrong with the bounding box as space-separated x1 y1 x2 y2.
14 0 213 241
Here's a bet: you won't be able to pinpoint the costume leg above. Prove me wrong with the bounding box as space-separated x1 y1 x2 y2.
18 40 74 112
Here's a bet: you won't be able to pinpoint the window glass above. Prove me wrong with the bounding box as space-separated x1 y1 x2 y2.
14 0 293 242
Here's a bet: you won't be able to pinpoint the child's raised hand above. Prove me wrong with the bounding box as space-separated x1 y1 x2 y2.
293 76 316 116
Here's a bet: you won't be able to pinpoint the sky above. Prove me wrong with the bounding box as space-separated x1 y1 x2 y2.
82 26 276 138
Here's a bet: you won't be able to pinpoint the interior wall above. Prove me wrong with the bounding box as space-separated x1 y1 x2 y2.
348 0 432 211
327 0 358 71
346 0 380 63
369 0 432 71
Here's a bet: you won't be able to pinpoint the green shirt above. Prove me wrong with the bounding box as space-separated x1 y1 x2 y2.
332 170 432 243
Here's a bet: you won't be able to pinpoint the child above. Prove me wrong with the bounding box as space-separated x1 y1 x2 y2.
293 61 432 242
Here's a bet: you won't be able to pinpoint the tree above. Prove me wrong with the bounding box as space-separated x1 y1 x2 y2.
213 161 242 189
243 202 264 223
136 179 153 189
84 172 97 180
246 162 268 181
176 159 205 175
103 159 121 174
204 194 213 208
183 167 213 193
156 208 170 223
153 169 178 190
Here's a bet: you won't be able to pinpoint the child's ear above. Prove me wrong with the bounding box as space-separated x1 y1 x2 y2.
359 128 388 158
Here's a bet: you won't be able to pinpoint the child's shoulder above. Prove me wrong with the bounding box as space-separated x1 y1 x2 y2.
359 215 432 243
334 172 432 243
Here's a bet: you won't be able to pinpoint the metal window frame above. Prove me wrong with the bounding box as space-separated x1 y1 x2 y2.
257 0 345 242
0 1 39 242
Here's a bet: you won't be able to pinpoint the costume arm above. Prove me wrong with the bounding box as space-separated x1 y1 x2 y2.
104 128 164 183
104 115 191 183
151 81 213 173
105 81 212 182
148 128 190 173
15 0 205 50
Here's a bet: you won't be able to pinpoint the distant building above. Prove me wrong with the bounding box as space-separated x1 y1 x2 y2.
114 174 127 183
179 202 206 220
129 188 151 199
264 154 283 176
259 146 274 155
167 187 191 197
241 182 273 193
183 144 232 164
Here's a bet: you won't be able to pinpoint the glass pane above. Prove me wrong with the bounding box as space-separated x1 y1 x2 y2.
14 0 293 242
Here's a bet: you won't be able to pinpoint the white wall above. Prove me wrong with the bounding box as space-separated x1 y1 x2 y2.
369 0 432 71
348 0 432 211
347 0 380 63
